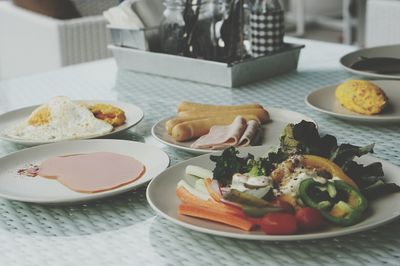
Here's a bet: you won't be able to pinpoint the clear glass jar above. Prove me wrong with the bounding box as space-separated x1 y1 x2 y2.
160 0 186 56
160 0 223 60
219 0 252 62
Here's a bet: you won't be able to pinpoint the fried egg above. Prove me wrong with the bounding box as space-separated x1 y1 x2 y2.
87 103 126 127
4 96 113 141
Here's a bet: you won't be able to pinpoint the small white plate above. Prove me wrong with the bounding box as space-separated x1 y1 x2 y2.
147 146 400 241
0 139 169 204
340 45 400 79
0 101 144 145
306 80 400 122
151 107 315 154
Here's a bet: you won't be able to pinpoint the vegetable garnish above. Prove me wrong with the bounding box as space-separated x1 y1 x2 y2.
210 147 252 187
299 179 367 226
175 121 399 235
276 121 400 199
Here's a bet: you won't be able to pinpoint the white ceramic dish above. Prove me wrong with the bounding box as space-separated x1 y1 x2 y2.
0 100 144 145
0 139 169 204
151 107 315 154
306 80 400 122
146 146 400 241
340 45 400 79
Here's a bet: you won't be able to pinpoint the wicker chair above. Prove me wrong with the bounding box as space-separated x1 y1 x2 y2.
0 0 118 79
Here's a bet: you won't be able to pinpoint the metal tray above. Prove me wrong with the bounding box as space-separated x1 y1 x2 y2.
109 43 304 87
108 26 160 52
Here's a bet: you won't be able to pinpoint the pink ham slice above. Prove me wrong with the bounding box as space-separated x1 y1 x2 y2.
238 120 262 147
38 152 145 193
190 116 247 150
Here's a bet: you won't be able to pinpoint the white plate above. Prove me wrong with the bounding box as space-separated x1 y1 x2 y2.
340 44 400 79
147 146 400 241
0 100 144 145
0 139 169 204
151 107 315 154
306 80 400 122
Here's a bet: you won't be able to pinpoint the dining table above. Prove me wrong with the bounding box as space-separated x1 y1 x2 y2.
0 37 399 266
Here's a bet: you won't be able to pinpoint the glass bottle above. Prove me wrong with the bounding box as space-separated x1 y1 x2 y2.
188 0 221 60
159 0 222 60
243 0 253 54
219 0 252 63
250 0 284 57
160 0 186 56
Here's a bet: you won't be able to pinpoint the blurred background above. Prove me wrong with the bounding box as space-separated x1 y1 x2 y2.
0 0 398 80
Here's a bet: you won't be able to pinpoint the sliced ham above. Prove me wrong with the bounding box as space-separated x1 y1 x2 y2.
190 116 247 150
38 152 145 193
238 120 262 147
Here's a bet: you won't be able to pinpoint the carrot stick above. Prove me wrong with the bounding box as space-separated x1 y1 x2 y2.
176 186 241 215
178 203 255 231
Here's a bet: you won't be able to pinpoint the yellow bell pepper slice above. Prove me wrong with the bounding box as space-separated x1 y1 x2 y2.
302 155 358 189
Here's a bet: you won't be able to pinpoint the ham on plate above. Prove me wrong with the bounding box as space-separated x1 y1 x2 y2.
190 116 261 150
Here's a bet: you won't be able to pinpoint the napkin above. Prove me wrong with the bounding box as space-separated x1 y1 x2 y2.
103 0 164 29
103 0 144 29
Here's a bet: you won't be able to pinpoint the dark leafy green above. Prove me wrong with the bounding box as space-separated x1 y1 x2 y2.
210 147 252 186
330 143 375 167
342 161 384 188
362 181 400 200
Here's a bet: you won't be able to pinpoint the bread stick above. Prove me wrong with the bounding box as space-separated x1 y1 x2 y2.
177 108 269 124
177 101 263 112
171 115 260 141
165 116 208 134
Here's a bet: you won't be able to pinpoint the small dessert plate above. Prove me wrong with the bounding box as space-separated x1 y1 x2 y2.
340 45 400 79
306 80 400 122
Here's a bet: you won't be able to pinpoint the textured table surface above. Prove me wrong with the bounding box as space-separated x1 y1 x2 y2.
0 38 399 266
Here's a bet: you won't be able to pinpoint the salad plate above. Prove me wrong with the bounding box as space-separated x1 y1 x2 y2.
306 80 400 122
340 45 400 79
147 145 400 241
0 139 169 204
151 107 315 154
0 100 144 146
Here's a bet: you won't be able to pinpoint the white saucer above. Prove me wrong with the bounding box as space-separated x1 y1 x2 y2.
340 45 400 79
306 80 400 122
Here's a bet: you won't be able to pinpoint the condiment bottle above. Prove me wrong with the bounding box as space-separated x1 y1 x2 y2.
250 0 284 57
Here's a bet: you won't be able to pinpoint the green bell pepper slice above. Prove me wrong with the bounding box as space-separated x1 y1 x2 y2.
299 179 367 226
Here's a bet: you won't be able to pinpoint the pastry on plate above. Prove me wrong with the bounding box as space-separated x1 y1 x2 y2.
335 80 388 115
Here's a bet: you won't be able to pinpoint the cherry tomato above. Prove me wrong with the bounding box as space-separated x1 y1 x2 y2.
295 207 323 231
271 199 295 214
260 213 298 235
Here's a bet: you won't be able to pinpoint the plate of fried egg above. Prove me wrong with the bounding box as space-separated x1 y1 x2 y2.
0 96 144 145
